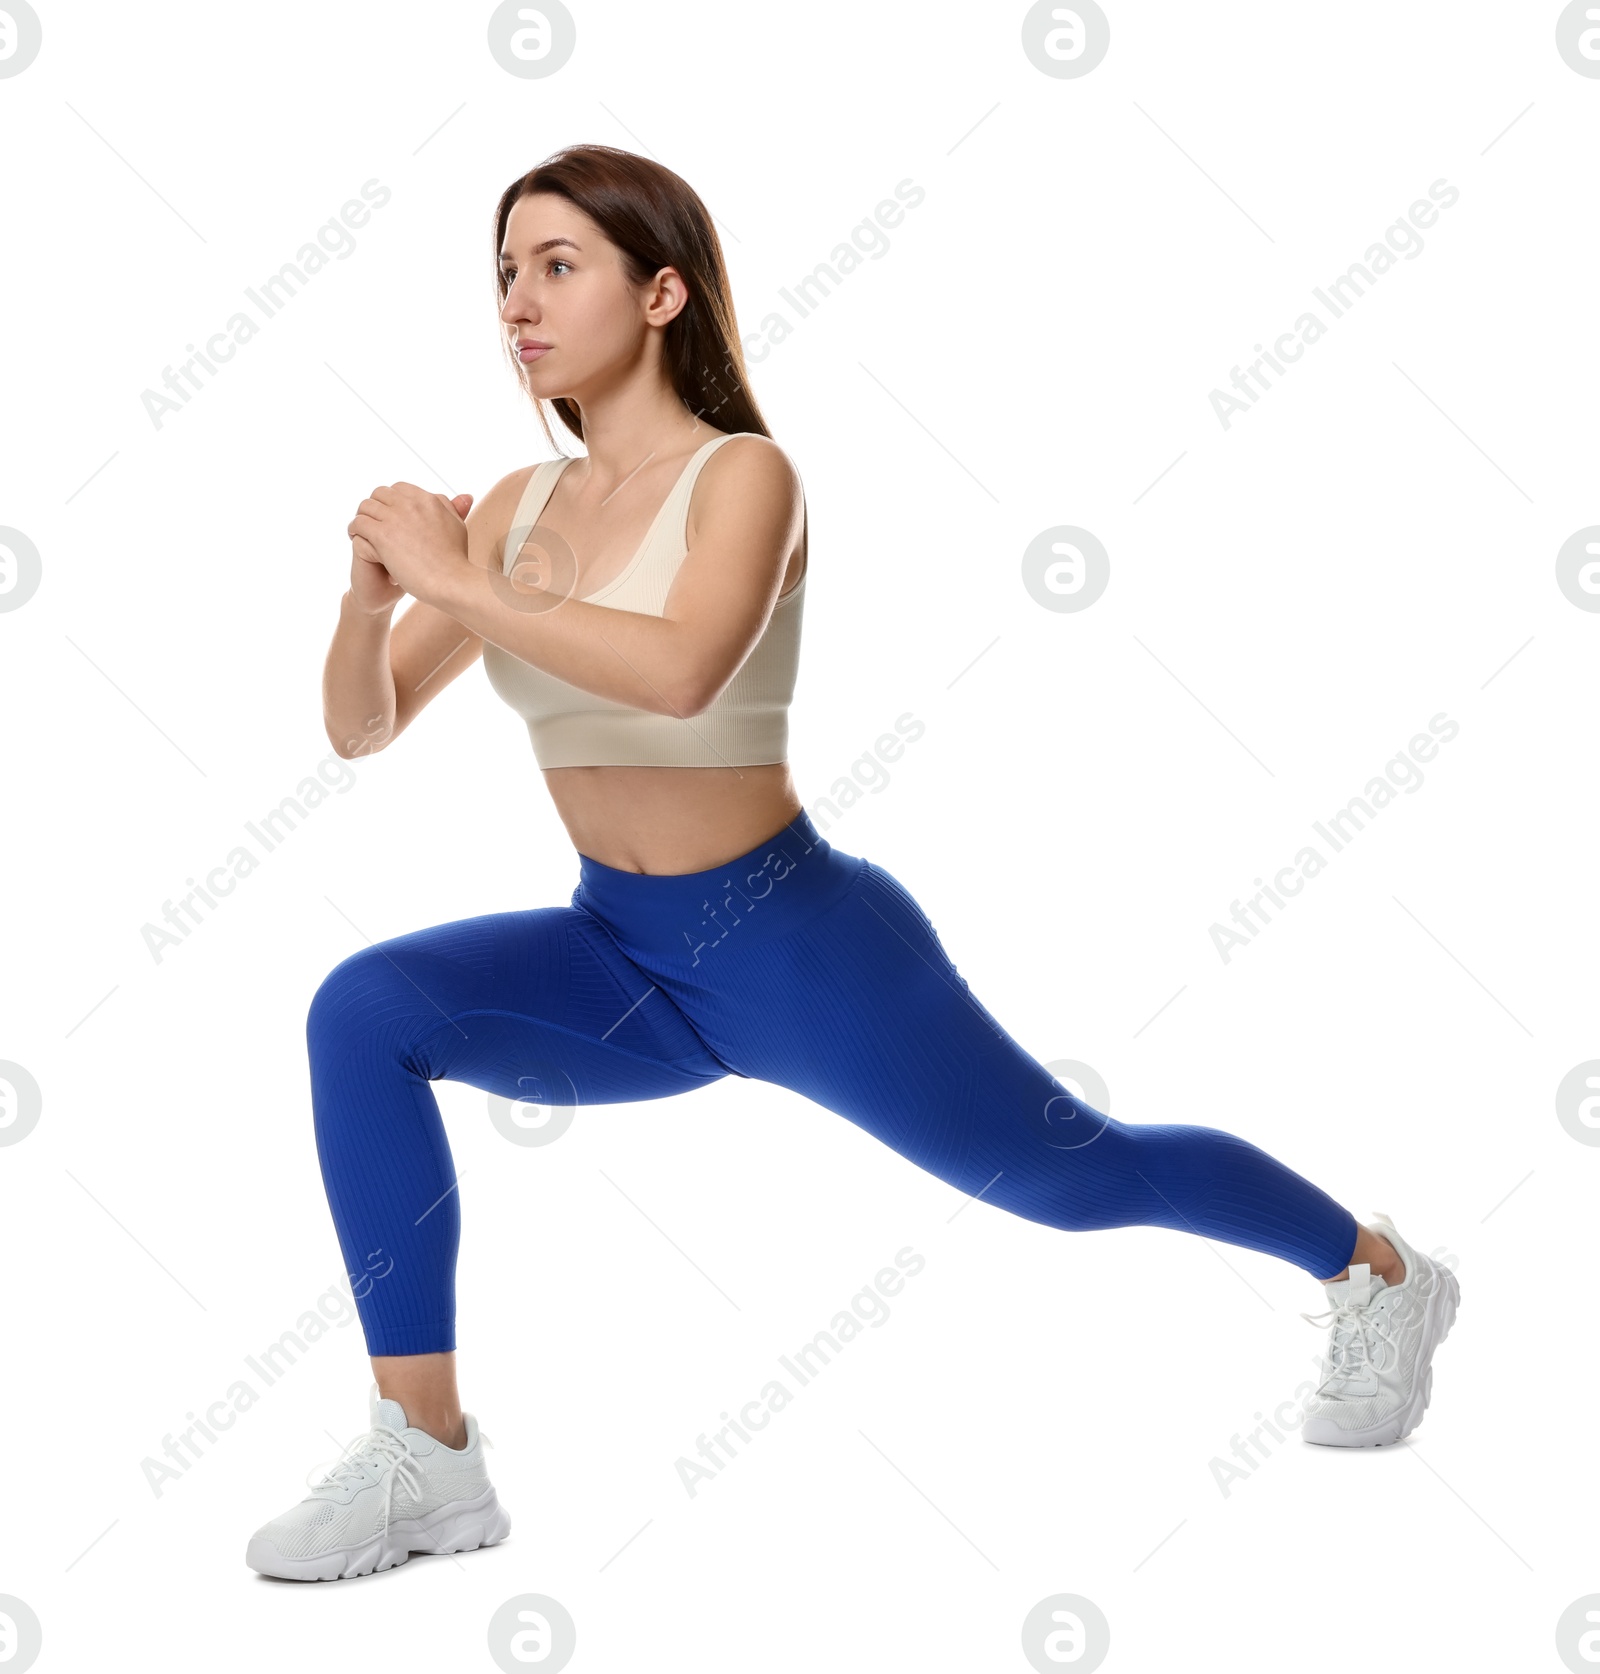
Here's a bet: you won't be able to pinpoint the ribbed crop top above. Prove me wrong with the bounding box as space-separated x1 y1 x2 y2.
481 432 806 769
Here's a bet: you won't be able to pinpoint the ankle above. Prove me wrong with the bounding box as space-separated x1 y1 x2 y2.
377 1393 467 1449
1318 1233 1407 1288
370 1352 466 1450
1369 1233 1406 1286
408 1411 468 1450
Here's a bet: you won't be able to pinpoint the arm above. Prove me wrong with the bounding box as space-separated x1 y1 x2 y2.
322 588 402 759
420 435 803 720
323 471 527 758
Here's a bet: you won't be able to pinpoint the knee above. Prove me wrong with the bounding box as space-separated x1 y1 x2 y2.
1038 1085 1117 1156
1029 1101 1142 1235
305 944 422 1059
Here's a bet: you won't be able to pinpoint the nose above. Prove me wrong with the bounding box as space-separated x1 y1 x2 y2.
499 281 535 326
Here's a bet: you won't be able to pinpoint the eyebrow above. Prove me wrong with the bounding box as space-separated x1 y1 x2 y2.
499 238 581 266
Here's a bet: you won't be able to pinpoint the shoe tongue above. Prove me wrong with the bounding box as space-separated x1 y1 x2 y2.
1323 1264 1387 1310
372 1396 410 1434
1319 1267 1389 1391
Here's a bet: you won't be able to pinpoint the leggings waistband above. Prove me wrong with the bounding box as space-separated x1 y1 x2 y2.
572 807 864 960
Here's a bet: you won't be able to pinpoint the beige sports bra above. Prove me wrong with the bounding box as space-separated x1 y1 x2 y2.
481 432 806 769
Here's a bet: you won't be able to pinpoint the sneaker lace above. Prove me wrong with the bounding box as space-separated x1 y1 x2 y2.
1299 1295 1398 1393
312 1425 427 1531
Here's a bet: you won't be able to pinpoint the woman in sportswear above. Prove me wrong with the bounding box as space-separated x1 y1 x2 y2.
245 144 1461 1582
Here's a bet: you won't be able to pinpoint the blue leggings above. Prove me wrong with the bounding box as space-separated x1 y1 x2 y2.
307 810 1359 1355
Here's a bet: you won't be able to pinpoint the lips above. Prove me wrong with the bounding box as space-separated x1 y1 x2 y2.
518 340 552 361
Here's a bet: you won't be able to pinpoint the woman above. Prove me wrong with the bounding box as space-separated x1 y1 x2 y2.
245 145 1460 1582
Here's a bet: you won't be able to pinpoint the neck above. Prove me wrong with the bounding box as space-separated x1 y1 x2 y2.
566 391 719 486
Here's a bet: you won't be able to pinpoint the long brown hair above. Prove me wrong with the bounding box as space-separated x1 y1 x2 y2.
493 145 771 453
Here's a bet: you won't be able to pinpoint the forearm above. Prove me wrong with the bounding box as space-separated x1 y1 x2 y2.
428 558 701 717
323 589 399 757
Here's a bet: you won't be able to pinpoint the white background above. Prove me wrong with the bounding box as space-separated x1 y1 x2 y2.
2 2 1595 1670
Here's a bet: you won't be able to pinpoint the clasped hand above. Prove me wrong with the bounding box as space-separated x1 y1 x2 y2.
347 483 473 601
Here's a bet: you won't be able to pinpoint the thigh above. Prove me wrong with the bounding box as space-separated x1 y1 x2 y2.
307 902 730 1107
700 860 1100 1207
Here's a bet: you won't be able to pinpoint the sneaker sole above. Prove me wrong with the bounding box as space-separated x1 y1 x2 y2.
245 1483 512 1582
1301 1258 1460 1449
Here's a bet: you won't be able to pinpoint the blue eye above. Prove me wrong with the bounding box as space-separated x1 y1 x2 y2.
502 260 571 284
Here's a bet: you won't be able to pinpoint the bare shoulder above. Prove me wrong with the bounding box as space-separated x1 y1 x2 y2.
704 431 801 489
689 432 803 533
685 432 807 597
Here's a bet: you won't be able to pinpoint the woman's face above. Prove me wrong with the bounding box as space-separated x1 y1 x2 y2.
498 191 680 399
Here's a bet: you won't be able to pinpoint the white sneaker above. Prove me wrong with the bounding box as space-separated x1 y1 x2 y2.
245 1386 512 1580
1299 1212 1460 1448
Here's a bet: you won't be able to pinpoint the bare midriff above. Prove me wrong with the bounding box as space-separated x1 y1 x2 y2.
543 762 805 875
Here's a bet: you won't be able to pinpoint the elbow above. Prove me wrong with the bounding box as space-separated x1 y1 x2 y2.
669 670 715 719
674 670 732 720
325 716 394 759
